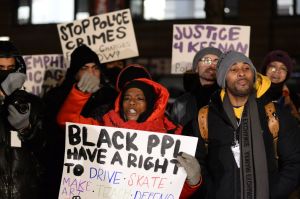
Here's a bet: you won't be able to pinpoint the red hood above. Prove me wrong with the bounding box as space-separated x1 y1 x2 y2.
114 78 169 122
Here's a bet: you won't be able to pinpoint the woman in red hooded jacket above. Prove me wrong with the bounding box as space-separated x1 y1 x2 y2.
57 72 202 198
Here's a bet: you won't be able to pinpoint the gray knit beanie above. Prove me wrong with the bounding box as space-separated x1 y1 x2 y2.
216 51 257 88
192 47 222 71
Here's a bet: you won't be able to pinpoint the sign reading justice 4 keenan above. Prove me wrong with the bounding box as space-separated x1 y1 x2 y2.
171 24 250 74
59 123 198 199
57 9 139 65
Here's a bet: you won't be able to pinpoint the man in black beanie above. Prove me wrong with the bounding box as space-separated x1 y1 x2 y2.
42 44 118 199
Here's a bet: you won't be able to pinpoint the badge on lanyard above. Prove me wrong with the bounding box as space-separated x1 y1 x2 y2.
11 130 22 147
231 142 240 168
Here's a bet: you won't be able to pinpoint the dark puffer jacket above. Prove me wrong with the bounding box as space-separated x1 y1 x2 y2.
0 90 46 199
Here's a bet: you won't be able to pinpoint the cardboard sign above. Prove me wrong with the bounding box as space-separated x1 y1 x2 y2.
57 9 139 65
23 54 67 96
171 24 251 74
59 123 198 199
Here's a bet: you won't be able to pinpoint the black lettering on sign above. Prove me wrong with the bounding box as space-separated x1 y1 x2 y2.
161 135 174 157
126 132 138 151
112 131 124 149
144 156 154 170
116 26 126 39
66 41 75 50
173 139 181 158
64 162 74 173
127 153 138 168
147 135 160 154
73 164 84 176
67 146 107 164
68 125 81 145
154 158 168 173
111 151 123 165
97 128 112 148
82 126 94 146
63 163 84 176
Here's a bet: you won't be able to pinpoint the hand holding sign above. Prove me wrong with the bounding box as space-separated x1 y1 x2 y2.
60 123 199 199
57 9 139 65
177 152 201 186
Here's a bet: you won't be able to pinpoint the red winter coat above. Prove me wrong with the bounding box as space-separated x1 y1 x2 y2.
57 78 200 198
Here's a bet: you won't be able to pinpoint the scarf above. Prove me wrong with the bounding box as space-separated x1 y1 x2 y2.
223 93 269 199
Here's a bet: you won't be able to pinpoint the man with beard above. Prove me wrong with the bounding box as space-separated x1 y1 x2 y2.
195 51 300 199
170 47 222 136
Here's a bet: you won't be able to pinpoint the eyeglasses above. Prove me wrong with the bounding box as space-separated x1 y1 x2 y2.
201 57 219 65
267 65 288 74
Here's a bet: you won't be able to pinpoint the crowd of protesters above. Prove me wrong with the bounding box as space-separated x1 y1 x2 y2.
1 40 300 199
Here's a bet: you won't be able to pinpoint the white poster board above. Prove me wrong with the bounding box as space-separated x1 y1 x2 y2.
23 54 67 96
171 24 251 74
57 9 139 65
59 123 198 199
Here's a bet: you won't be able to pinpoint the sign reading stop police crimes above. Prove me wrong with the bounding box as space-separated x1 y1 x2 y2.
59 123 198 199
171 24 250 74
57 9 139 64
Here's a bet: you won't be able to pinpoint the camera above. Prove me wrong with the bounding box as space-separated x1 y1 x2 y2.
5 90 29 114
12 99 29 114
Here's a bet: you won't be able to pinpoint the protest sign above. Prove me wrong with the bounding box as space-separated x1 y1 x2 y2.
59 123 198 199
171 24 251 74
57 9 139 65
23 54 67 96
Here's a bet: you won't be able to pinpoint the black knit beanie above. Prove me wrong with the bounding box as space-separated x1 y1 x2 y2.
0 41 20 58
120 80 156 123
116 64 152 92
0 41 26 77
65 44 103 82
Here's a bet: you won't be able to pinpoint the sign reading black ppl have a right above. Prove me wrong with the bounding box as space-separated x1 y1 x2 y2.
59 123 198 199
57 9 139 64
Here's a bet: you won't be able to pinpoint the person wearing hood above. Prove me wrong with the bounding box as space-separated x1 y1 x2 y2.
261 50 300 122
57 73 202 198
0 41 45 199
194 51 300 199
42 44 118 199
170 47 222 136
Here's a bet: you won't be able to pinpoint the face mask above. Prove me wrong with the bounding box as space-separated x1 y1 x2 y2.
0 70 13 84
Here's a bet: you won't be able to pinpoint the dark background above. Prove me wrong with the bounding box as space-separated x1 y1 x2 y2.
1 0 299 95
